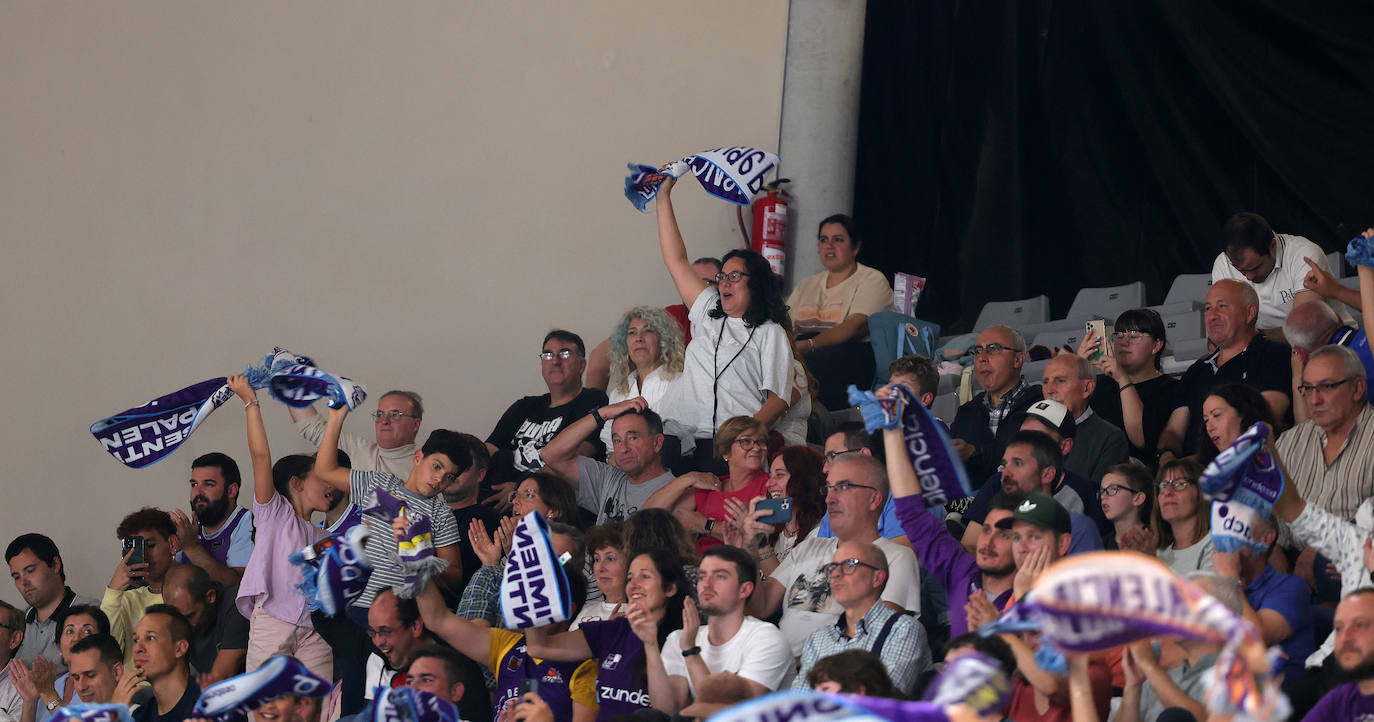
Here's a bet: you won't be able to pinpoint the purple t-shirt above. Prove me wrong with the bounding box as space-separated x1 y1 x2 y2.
1303 681 1374 721
579 618 652 719
894 495 1010 637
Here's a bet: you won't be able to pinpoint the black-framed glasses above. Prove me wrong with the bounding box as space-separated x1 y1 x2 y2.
824 448 864 463
821 558 882 577
969 343 1023 357
371 410 418 421
1157 479 1194 491
1297 377 1357 396
1098 484 1137 498
823 480 877 495
714 271 750 284
1111 331 1151 343
538 349 578 361
734 437 765 450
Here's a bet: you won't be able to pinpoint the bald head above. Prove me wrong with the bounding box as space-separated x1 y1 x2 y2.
1284 300 1342 353
1204 280 1260 349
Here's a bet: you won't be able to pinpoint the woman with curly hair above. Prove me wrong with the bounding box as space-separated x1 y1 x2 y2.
653 174 794 465
599 306 686 449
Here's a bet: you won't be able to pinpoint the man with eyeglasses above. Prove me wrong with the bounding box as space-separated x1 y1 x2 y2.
790 541 930 696
747 454 922 659
1273 345 1374 590
484 330 608 509
1211 211 1352 340
1080 309 1179 466
363 589 435 704
291 390 425 479
950 325 1044 485
1284 300 1374 425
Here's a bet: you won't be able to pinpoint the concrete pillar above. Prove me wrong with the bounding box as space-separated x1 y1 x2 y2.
777 0 868 292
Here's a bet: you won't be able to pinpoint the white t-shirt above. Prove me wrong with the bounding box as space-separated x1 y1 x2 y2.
661 617 793 695
601 365 681 449
657 287 793 438
770 535 922 656
1211 233 1354 330
363 653 397 700
570 599 625 631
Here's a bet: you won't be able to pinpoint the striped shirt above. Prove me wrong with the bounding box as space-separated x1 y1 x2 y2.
349 470 460 609
1276 404 1374 547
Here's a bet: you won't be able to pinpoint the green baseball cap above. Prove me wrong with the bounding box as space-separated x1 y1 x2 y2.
994 491 1071 535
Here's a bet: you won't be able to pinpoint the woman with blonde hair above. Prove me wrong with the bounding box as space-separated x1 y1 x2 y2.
600 306 686 449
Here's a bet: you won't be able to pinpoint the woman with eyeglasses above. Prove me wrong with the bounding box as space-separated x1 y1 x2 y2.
642 417 771 555
1097 461 1153 551
786 214 893 410
720 446 826 579
1077 309 1179 464
653 174 793 467
1198 383 1276 465
1141 459 1214 574
599 306 688 450
525 549 689 720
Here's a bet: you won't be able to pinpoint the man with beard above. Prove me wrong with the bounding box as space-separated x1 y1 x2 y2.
660 546 791 713
171 453 253 587
1300 589 1374 719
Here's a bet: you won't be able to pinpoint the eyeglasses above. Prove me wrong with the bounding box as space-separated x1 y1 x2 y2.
538 349 579 361
507 487 540 505
371 410 418 421
1111 331 1151 343
714 271 750 284
1098 484 1137 498
734 437 765 450
969 343 1023 357
1297 377 1357 396
824 448 864 463
823 480 877 495
366 627 398 639
1157 479 1194 491
821 558 882 577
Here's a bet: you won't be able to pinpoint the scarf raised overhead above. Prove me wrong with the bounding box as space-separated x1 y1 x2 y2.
625 146 780 211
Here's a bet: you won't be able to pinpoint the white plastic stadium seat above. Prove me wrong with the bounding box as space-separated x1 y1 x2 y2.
1022 358 1052 387
1328 251 1345 278
1065 282 1146 322
1032 327 1089 354
931 392 959 422
1158 309 1204 343
1169 337 1211 364
1164 273 1212 307
974 295 1051 332
1147 301 1201 315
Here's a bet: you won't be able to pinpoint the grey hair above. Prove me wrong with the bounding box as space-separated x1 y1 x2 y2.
987 325 1027 352
1308 345 1369 393
1283 302 1341 352
834 453 889 505
1067 354 1095 381
1186 572 1244 615
380 390 424 419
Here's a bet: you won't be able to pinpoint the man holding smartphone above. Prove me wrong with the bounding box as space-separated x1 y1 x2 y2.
101 509 180 668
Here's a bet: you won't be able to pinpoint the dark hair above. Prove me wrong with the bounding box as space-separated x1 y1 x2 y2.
1223 212 1276 256
142 604 193 646
585 522 625 558
456 433 490 473
167 563 214 603
707 249 788 328
1113 309 1168 371
420 430 474 477
635 549 687 647
831 422 873 453
272 454 317 500
806 650 898 698
5 533 65 581
0 601 22 630
191 452 241 491
70 634 122 667
520 471 580 525
625 508 699 565
1198 383 1275 464
115 508 175 541
700 545 758 588
380 391 424 419
1153 459 1206 550
614 408 665 437
989 491 1028 514
770 446 826 545
563 560 588 619
1006 430 1063 474
888 355 940 398
376 588 422 629
547 521 586 573
543 329 587 358
56 605 110 637
943 632 1016 674
817 214 860 247
1105 460 1154 527
408 645 467 687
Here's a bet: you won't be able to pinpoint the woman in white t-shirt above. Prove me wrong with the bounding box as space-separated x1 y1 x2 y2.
786 214 893 409
653 174 793 460
600 306 686 449
572 523 628 630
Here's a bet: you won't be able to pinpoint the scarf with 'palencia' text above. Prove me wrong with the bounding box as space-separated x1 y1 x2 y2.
624 146 780 211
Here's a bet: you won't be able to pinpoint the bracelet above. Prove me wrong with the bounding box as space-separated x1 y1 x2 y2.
1119 382 1135 392
682 646 702 658
590 408 605 426
244 400 260 410
808 339 816 352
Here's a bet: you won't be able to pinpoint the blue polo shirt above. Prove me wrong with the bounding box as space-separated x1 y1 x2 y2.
1245 565 1313 681
1331 326 1374 405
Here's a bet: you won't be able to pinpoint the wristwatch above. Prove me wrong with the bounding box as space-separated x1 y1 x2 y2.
703 519 716 536
44 699 58 712
682 646 703 658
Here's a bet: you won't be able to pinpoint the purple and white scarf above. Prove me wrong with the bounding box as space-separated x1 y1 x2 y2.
707 691 951 722
920 651 1011 715
49 705 133 722
358 488 447 599
500 510 574 629
371 688 459 722
194 655 330 722
624 146 780 211
289 524 372 616
1200 422 1284 554
848 384 972 509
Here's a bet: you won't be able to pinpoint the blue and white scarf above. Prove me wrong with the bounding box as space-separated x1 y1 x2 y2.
625 146 780 211
1200 422 1284 554
194 655 330 722
1349 233 1374 269
500 510 574 630
848 384 972 509
90 347 365 468
371 688 459 722
289 524 373 616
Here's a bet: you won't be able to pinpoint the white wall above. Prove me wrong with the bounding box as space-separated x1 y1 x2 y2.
0 1 788 606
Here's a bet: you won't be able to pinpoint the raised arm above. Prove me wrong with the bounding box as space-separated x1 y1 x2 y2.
1155 406 1190 466
313 405 354 492
227 376 275 505
542 398 649 482
416 583 490 662
522 625 593 663
1361 261 1374 331
656 177 710 308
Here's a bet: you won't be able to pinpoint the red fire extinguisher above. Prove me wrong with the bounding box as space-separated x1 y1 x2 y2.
739 179 791 278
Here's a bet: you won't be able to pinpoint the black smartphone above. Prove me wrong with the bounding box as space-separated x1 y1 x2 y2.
120 536 147 588
519 678 540 697
756 497 793 525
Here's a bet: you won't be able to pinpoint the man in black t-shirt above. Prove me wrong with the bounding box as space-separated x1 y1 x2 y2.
442 433 501 602
160 564 247 687
484 330 609 507
1082 308 1179 467
1157 280 1292 462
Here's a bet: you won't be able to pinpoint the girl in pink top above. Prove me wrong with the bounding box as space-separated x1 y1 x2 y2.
227 376 334 679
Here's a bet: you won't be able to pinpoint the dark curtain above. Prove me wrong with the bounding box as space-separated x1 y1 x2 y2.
853 0 1374 332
